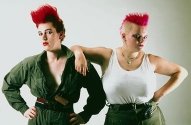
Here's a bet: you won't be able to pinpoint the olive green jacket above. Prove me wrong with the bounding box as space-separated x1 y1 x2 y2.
2 45 106 123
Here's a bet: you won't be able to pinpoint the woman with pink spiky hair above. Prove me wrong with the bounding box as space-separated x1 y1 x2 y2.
71 13 188 124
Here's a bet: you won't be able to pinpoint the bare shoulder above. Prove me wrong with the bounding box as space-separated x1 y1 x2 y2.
147 54 163 65
147 53 175 66
147 53 184 75
95 47 113 66
99 47 113 60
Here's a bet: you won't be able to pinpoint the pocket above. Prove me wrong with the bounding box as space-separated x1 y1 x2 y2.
138 103 157 120
142 106 166 125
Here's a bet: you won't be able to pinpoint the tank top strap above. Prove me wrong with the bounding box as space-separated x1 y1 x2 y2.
141 53 155 72
101 48 115 78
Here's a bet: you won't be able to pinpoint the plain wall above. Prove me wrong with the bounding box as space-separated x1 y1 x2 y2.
0 0 190 125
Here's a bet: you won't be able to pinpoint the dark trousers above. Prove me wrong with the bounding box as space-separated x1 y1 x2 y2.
104 102 166 125
28 107 72 125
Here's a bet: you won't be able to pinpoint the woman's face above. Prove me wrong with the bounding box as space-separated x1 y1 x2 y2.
37 22 62 51
122 23 148 51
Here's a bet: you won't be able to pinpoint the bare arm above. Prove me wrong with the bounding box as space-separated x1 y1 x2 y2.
149 54 188 102
71 45 112 75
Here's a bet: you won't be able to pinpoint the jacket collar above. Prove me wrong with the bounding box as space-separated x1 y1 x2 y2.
36 44 74 64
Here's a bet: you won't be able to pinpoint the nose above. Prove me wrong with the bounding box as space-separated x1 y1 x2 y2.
43 33 47 41
137 35 148 43
137 37 144 43
132 34 147 43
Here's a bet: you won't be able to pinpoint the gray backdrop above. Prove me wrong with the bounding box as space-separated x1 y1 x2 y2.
0 0 190 125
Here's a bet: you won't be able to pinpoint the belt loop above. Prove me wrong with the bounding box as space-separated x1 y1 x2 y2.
132 103 136 109
106 101 110 107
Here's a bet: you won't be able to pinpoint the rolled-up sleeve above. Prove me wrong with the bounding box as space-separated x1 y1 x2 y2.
2 61 29 114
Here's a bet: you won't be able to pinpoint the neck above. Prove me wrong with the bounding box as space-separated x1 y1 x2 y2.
46 49 65 62
121 47 139 59
121 47 140 64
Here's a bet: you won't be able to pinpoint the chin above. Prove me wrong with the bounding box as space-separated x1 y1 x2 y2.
43 46 49 51
138 46 144 50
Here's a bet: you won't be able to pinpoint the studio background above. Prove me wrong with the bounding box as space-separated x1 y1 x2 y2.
0 0 190 125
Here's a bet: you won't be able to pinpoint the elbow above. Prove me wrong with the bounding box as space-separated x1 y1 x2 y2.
180 66 188 79
2 80 8 94
95 100 106 114
173 66 188 81
1 87 4 94
101 95 107 108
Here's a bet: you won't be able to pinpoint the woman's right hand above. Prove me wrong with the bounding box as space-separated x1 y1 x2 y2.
74 52 88 76
24 106 37 119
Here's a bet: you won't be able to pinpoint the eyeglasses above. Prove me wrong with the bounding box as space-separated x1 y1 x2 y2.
132 34 148 42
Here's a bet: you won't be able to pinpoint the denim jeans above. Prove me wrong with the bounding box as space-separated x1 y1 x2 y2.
104 102 165 125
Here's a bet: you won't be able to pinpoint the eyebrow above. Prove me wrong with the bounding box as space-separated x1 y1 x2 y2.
38 29 52 33
133 33 147 36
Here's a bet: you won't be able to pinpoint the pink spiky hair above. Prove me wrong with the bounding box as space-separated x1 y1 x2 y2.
122 13 149 26
30 4 61 27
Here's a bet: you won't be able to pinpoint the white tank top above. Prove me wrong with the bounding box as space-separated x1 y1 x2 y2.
102 49 156 104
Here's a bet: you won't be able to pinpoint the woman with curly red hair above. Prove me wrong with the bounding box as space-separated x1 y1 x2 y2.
2 4 106 125
71 13 188 125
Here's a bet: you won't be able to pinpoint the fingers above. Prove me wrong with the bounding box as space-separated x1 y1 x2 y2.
70 113 78 125
82 67 87 76
74 55 88 76
69 113 85 125
70 118 79 125
75 65 88 76
75 66 81 74
24 106 37 119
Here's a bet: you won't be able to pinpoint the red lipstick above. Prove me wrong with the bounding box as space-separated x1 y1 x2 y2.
43 42 49 46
